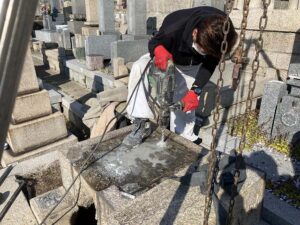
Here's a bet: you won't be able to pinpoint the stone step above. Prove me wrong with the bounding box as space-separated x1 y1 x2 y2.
7 112 68 154
1 134 77 167
0 176 38 225
12 90 52 124
262 192 300 225
30 186 78 225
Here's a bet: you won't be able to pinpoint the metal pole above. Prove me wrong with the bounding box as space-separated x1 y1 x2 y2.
0 0 38 161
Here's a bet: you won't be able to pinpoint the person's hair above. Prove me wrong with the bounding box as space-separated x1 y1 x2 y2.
195 14 238 59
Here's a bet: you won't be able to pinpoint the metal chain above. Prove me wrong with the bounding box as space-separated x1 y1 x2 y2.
239 0 270 152
226 1 271 224
230 0 251 135
202 1 234 224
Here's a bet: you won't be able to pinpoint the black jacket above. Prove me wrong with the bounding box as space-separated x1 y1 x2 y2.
148 6 225 88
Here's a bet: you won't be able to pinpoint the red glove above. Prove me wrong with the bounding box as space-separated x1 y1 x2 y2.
154 45 173 71
181 90 199 112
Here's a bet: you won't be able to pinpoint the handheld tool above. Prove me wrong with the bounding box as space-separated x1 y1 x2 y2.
148 60 182 142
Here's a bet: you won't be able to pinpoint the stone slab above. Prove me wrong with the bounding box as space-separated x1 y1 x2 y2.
18 49 40 95
81 26 99 36
85 34 120 59
109 163 264 225
74 33 86 47
272 96 300 142
73 47 86 60
271 95 300 142
288 63 300 79
67 20 85 34
127 0 147 36
71 0 86 15
84 0 99 26
262 192 300 225
98 0 115 33
66 59 116 90
109 180 215 225
111 39 149 63
7 112 68 154
86 55 105 71
258 80 288 138
48 89 62 104
30 186 78 225
12 90 52 124
122 34 150 41
287 78 300 97
0 176 38 225
94 185 134 224
35 30 58 43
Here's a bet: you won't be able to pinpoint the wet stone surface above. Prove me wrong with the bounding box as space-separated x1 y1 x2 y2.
69 131 199 194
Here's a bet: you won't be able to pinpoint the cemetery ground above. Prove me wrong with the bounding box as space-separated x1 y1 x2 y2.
226 110 300 209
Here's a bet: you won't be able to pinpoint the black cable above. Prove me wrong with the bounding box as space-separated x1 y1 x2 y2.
38 60 152 225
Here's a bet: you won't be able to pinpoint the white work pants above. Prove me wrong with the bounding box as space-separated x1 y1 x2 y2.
126 54 200 142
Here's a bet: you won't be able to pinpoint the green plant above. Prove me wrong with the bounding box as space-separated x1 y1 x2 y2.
229 110 299 159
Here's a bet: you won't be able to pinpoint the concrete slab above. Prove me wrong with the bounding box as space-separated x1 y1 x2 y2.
66 59 116 91
111 39 149 63
1 134 77 167
262 192 300 225
35 30 58 43
0 176 38 225
110 179 215 225
85 34 120 59
12 90 52 124
30 186 78 225
7 112 68 154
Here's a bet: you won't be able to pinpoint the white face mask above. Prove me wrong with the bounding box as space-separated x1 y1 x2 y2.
192 42 206 56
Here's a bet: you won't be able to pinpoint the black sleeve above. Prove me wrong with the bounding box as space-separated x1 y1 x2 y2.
148 14 177 58
193 55 219 89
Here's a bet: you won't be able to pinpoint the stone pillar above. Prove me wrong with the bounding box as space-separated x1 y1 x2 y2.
71 0 86 15
127 0 147 36
85 0 99 26
98 0 115 33
5 48 73 159
289 0 300 9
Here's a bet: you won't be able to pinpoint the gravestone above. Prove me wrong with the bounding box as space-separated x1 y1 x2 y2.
127 0 147 36
85 34 120 59
258 80 288 138
99 0 115 34
71 0 86 16
288 63 300 79
85 0 99 26
271 95 300 143
111 39 149 63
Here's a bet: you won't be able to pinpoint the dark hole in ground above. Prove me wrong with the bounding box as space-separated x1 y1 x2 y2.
71 204 97 225
16 161 63 201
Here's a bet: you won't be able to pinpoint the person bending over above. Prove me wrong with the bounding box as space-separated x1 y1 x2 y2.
124 6 237 146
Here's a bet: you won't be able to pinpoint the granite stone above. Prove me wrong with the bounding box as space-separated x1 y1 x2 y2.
85 34 120 59
272 95 300 143
127 0 147 36
99 0 115 33
111 39 149 63
86 55 105 71
287 78 300 97
258 80 288 138
67 20 85 34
